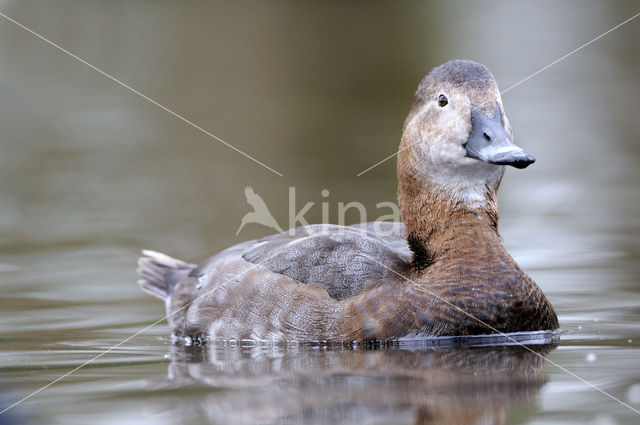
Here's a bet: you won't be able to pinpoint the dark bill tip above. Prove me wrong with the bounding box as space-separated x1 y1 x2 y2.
488 152 535 169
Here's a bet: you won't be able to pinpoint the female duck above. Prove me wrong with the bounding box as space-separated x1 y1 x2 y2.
138 60 558 342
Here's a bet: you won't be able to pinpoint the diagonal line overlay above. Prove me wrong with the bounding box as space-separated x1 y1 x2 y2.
0 11 283 177
0 249 284 415
360 254 640 416
356 11 640 176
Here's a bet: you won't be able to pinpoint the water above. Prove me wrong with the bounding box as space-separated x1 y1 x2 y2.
1 1 639 424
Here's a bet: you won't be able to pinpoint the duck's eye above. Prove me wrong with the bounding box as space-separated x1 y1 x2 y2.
438 94 448 107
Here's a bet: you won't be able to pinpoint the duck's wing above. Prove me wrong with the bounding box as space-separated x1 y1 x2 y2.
192 223 409 301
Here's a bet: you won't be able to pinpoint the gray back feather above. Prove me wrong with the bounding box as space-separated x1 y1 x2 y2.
238 223 410 300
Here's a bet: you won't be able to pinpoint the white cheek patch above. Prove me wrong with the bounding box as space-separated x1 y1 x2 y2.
433 168 500 207
408 99 504 208
441 110 471 145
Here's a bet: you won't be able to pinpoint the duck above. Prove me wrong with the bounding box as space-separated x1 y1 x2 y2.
137 59 558 343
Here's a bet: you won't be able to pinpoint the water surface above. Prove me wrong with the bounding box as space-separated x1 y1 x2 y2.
1 1 639 424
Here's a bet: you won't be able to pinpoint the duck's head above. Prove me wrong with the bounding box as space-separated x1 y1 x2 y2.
398 60 534 205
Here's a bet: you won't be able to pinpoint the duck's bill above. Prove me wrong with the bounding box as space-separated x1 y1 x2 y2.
465 104 535 169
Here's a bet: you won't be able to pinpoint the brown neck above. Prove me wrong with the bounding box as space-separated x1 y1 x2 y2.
398 173 501 268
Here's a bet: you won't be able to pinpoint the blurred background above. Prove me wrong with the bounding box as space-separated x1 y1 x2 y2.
0 1 639 424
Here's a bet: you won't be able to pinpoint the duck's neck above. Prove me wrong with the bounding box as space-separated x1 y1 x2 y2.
398 173 501 268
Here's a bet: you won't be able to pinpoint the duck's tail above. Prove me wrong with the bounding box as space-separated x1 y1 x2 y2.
137 250 195 301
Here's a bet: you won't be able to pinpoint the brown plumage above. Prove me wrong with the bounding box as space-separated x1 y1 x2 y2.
137 59 558 343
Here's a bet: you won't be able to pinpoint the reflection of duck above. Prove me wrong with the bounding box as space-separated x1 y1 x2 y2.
138 60 558 342
235 186 283 236
160 340 557 425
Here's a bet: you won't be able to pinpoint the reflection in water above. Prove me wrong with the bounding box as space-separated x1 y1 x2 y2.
0 1 638 424
162 340 557 425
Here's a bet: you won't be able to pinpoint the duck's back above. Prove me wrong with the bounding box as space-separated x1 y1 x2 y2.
192 222 411 301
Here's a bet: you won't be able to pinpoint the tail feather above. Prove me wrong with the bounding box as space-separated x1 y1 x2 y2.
137 250 195 300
